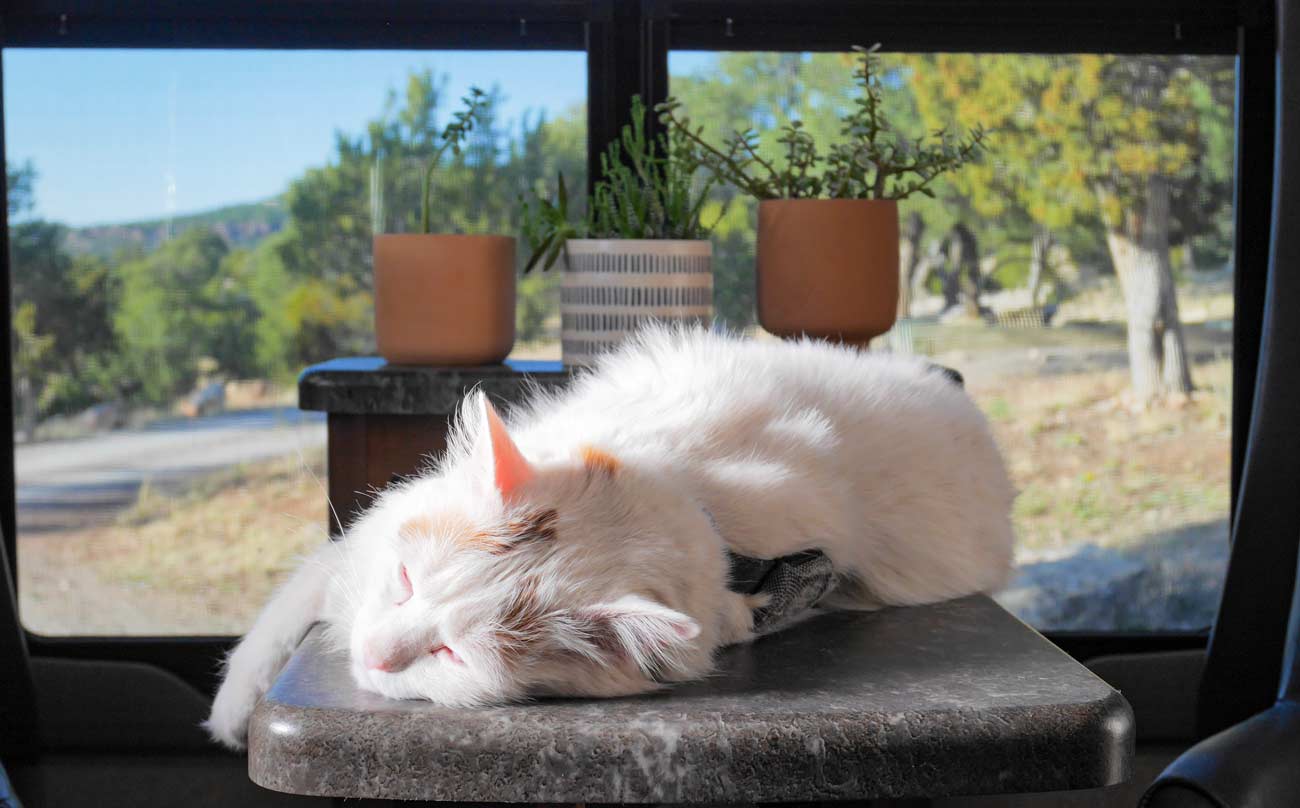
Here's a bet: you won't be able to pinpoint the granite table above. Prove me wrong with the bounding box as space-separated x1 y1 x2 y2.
280 358 1134 803
249 597 1132 803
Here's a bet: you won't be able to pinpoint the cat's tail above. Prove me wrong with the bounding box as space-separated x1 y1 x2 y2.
204 540 342 750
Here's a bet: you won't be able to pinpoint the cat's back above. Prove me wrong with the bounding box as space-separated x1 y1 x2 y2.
515 328 976 460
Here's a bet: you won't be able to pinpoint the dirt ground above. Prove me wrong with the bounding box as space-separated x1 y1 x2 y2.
19 453 328 635
968 359 1231 556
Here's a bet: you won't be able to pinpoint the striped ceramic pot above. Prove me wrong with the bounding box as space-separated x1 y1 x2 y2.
560 239 713 367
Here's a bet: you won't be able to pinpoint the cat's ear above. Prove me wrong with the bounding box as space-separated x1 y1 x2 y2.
466 392 534 500
567 595 700 673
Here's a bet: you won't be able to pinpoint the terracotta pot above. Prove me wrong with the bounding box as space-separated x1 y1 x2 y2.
373 234 516 365
560 239 713 367
756 199 900 345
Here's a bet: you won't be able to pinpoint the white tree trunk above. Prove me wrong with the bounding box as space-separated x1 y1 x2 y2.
1028 227 1053 307
1103 175 1194 402
17 376 37 443
897 212 924 319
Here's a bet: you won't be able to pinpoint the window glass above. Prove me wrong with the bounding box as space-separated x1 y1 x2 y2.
670 51 1235 631
8 49 586 635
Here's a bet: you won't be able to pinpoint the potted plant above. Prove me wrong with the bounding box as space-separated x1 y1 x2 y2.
372 87 517 366
521 97 717 367
657 45 986 345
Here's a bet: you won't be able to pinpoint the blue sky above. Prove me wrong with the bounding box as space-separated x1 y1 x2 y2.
4 49 718 227
4 50 595 226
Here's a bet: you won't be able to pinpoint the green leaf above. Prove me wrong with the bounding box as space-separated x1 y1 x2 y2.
544 236 566 272
523 233 556 274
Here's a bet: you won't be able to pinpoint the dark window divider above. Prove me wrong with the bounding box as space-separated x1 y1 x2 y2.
667 21 1235 55
0 0 1267 701
664 0 1238 54
0 0 588 48
20 630 1212 701
0 21 585 50
1198 0 1290 739
1230 7 1276 520
586 0 670 195
0 52 15 604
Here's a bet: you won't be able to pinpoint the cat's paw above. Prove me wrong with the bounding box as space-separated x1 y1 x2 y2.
204 676 258 750
718 591 759 645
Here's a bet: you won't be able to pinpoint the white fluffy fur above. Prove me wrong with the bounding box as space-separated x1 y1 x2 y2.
206 328 1015 749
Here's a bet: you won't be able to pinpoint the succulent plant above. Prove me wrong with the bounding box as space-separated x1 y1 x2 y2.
520 96 717 273
656 45 986 201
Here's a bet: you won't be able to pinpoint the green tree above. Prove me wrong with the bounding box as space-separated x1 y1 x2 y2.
250 70 585 367
8 161 35 217
114 229 258 402
908 54 1235 400
8 162 119 435
669 52 962 327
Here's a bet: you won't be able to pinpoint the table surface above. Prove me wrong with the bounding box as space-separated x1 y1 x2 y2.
248 595 1133 803
297 356 961 417
298 357 569 415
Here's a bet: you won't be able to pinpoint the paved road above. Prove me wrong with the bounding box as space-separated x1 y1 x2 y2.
15 407 326 534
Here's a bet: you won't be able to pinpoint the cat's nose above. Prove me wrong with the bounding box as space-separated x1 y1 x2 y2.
364 650 392 672
364 641 409 673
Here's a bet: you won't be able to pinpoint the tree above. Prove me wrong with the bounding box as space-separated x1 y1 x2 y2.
250 70 585 368
114 229 258 402
908 54 1235 401
8 162 119 434
8 161 35 218
669 52 991 327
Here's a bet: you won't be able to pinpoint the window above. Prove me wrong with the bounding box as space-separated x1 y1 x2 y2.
8 48 586 635
670 51 1236 632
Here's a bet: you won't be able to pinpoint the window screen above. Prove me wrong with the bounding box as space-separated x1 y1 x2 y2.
670 51 1235 631
8 48 586 635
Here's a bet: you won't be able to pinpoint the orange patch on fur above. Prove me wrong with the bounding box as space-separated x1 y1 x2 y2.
461 531 508 553
397 515 436 541
466 508 559 555
580 445 622 477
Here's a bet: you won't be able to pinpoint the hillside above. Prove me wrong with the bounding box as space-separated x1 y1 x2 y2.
63 198 288 257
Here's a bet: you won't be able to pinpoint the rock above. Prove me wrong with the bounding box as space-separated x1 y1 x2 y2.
997 520 1229 632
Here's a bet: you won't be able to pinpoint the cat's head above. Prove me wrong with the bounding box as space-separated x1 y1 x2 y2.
342 391 707 706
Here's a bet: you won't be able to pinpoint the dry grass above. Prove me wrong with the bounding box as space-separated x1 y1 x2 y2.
971 359 1231 557
20 451 328 635
1056 275 1234 327
107 452 329 597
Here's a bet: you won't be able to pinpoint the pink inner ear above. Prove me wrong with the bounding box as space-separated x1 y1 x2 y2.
484 399 534 498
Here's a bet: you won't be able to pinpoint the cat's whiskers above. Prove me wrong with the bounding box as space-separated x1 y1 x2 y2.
289 441 346 539
282 443 368 610
304 553 362 612
270 511 363 608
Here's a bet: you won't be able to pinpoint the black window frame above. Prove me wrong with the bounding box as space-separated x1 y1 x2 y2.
0 0 1269 698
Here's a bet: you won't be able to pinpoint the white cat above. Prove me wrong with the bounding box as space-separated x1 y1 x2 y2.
206 328 1015 749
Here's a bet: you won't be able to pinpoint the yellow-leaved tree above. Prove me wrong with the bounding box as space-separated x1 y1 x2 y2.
908 54 1234 402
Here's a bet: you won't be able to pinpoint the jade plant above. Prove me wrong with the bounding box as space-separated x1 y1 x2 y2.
520 96 717 272
655 45 986 201
418 87 489 233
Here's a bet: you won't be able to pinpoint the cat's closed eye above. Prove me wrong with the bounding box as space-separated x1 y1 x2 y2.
394 563 413 605
430 644 464 664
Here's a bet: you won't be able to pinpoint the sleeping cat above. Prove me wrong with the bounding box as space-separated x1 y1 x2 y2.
206 327 1015 749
